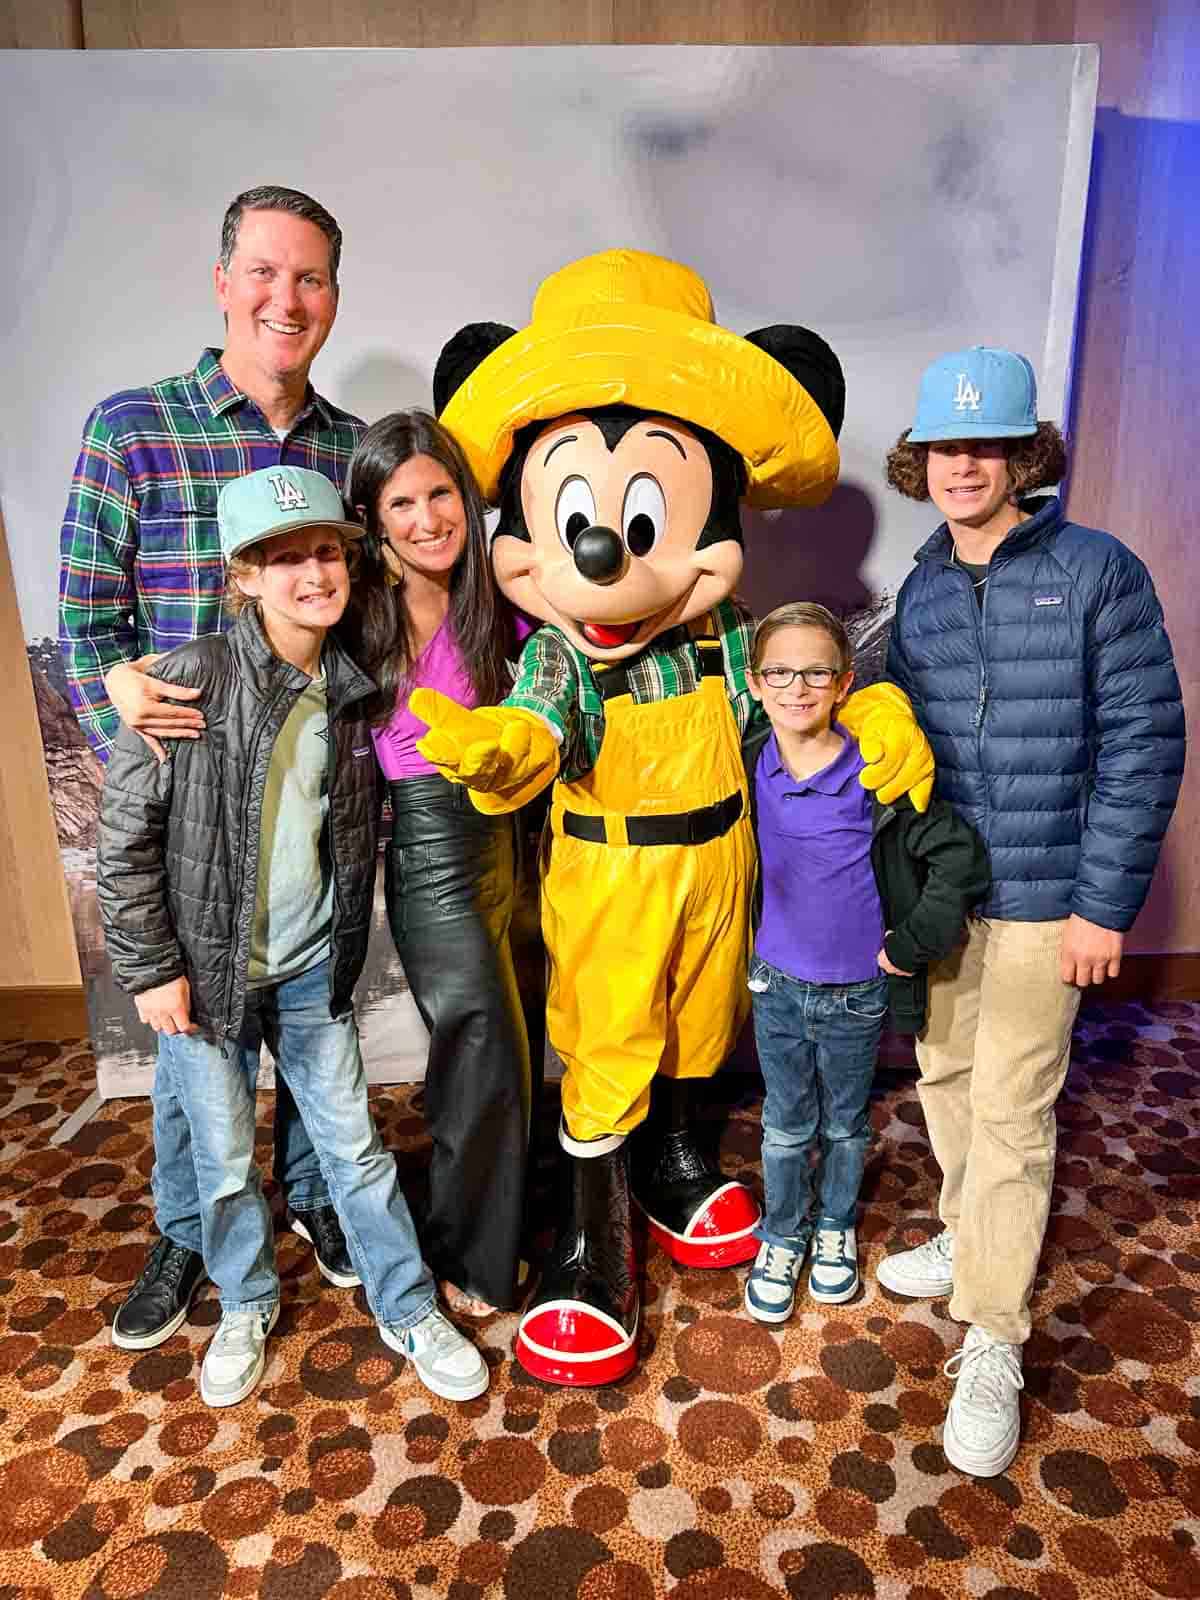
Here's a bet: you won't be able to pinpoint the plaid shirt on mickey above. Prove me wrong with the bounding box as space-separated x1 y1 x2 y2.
506 596 758 781
58 347 365 760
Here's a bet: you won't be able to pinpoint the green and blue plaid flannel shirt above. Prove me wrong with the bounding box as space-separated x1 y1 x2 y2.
505 597 757 780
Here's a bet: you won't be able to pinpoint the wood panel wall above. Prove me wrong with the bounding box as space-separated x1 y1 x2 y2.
0 511 81 992
1 0 1195 1001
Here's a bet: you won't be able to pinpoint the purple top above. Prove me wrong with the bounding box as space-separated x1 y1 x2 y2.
754 726 885 984
372 610 533 781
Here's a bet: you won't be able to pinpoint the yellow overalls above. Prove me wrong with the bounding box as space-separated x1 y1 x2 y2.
542 636 756 1144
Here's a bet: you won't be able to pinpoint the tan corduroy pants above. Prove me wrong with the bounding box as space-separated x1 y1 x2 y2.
915 916 1081 1344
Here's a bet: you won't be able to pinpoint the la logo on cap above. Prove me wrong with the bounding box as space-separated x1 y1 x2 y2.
268 472 310 512
953 373 982 413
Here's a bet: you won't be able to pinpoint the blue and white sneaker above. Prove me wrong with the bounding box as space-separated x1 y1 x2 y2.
200 1304 280 1407
744 1240 805 1324
809 1221 859 1304
379 1308 489 1402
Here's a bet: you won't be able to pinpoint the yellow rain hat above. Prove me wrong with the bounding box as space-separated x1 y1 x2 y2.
439 249 840 511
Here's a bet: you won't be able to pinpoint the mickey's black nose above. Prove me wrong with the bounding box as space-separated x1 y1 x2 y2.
572 525 628 586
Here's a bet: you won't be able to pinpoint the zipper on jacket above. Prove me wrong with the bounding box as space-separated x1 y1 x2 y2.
968 566 989 731
321 656 375 1018
972 559 1009 835
325 705 342 1015
943 554 992 839
974 676 987 728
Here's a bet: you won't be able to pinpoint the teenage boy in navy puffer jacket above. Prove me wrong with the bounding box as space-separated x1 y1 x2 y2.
876 346 1184 1478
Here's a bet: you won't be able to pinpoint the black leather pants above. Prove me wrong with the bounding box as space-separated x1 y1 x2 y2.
386 775 531 1310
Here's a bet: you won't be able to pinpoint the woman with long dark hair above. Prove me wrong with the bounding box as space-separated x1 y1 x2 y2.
347 410 532 1318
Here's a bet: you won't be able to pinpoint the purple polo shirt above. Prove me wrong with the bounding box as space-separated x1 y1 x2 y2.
754 726 885 984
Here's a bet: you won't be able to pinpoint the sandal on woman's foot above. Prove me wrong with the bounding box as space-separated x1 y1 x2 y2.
440 1280 499 1318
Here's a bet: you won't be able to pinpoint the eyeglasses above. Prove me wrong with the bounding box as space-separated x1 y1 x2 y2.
755 665 842 689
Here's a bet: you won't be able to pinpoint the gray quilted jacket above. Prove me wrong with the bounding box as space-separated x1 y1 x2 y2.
97 605 378 1038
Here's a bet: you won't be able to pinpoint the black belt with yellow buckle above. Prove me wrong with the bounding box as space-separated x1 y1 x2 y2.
562 790 744 847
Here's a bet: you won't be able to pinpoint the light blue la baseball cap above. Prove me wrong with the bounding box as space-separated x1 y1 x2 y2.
907 346 1039 443
217 465 363 563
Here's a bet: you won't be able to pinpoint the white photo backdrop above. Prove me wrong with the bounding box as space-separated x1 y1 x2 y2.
0 43 1097 1096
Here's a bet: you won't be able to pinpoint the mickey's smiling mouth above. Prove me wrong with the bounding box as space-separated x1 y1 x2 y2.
579 620 641 649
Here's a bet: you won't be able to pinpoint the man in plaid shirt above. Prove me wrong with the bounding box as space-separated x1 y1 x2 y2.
58 184 366 1352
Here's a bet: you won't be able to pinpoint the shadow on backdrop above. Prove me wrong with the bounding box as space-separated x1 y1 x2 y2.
739 479 880 620
337 355 431 430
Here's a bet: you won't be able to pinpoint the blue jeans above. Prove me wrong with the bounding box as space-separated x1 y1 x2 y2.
749 958 888 1246
152 1063 328 1255
154 960 436 1329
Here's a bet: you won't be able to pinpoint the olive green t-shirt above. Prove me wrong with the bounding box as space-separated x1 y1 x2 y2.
247 673 333 987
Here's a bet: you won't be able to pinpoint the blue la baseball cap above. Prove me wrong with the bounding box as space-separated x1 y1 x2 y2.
907 346 1039 443
217 466 363 563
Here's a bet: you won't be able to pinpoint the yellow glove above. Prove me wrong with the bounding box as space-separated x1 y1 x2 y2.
841 683 934 813
410 688 560 814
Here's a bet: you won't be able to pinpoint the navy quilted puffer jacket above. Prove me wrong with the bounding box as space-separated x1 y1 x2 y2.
886 496 1184 929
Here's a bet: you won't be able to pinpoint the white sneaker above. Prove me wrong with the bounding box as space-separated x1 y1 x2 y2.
380 1308 489 1401
876 1229 954 1297
744 1240 804 1323
200 1304 279 1408
809 1222 859 1304
942 1324 1024 1477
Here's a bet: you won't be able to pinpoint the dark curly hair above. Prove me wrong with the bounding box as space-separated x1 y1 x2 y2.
885 421 1068 502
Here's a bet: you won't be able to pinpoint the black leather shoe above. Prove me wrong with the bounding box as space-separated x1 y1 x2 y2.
111 1237 206 1350
288 1205 361 1288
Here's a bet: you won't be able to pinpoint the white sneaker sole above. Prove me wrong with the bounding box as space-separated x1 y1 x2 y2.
111 1290 199 1350
414 1363 489 1403
876 1256 953 1298
200 1304 280 1408
942 1408 1020 1478
743 1282 795 1324
378 1324 489 1402
289 1216 362 1289
809 1274 859 1305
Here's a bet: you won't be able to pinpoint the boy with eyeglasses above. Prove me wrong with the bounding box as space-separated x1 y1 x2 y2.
741 603 988 1321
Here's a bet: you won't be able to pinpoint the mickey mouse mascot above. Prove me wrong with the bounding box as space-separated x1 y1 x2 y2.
413 249 931 1386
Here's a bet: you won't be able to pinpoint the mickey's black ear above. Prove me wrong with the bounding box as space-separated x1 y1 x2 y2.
743 326 846 441
433 322 517 416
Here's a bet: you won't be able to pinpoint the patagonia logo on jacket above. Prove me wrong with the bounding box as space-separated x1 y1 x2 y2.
1033 595 1064 607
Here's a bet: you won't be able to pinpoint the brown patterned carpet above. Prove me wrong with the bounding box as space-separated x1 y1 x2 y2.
1 1003 1198 1600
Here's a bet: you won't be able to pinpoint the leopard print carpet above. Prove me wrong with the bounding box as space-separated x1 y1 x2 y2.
0 1002 1197 1600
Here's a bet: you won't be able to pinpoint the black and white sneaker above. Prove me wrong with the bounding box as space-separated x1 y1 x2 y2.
111 1237 206 1349
288 1205 361 1288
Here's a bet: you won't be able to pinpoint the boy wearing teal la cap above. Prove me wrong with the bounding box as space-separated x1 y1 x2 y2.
877 348 1184 1476
97 465 488 1409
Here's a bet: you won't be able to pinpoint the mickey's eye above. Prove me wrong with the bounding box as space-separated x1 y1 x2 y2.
555 477 596 550
622 475 665 557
